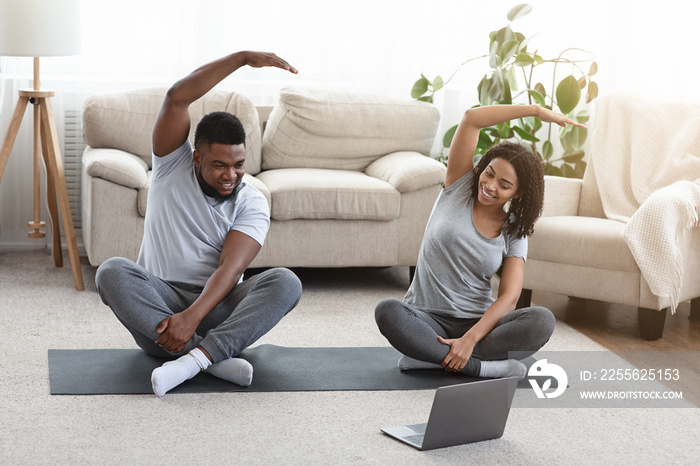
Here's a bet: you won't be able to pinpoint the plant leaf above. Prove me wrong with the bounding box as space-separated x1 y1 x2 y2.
515 53 534 67
505 66 518 91
433 75 444 92
578 76 587 89
563 150 585 163
560 127 573 153
499 71 513 104
576 109 590 124
411 75 429 99
571 126 588 149
527 89 546 106
589 62 598 76
489 72 505 102
532 116 542 132
478 75 493 106
542 140 553 160
496 26 515 45
477 129 494 153
556 75 581 115
501 40 520 62
574 160 587 178
417 95 433 103
442 124 458 148
562 163 577 178
513 125 539 142
586 81 599 103
489 40 500 69
507 3 533 21
519 116 536 132
517 34 534 53
497 121 514 139
534 82 546 98
544 163 562 176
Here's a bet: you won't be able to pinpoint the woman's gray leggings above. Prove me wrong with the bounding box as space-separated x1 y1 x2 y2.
374 298 555 376
96 257 302 363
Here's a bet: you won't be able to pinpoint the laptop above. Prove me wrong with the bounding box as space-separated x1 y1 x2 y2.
381 377 518 451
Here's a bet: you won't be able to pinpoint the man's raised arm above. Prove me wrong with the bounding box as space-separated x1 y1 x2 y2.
152 51 298 157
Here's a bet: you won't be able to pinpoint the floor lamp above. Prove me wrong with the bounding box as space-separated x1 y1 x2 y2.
0 0 84 290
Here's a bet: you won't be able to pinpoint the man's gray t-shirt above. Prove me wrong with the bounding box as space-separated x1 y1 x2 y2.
404 169 527 318
137 141 270 287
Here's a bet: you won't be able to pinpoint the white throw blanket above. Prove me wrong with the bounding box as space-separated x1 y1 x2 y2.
592 95 700 312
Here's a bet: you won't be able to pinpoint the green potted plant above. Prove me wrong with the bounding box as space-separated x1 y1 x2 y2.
412 3 598 177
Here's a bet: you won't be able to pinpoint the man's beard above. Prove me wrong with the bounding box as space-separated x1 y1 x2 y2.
196 167 236 201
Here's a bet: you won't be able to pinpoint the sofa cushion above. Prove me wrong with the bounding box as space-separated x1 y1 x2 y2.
365 151 445 193
255 168 400 221
529 216 639 272
261 87 440 171
82 88 264 175
83 147 149 189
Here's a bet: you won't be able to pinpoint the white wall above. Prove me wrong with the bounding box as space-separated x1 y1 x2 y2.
1 0 698 251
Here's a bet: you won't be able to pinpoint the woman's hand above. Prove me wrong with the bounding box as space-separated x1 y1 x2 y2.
536 106 587 128
438 335 476 372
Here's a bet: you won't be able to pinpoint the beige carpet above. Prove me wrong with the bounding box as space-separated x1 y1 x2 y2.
1 250 698 464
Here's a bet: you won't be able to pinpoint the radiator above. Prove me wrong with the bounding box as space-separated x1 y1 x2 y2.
61 107 85 235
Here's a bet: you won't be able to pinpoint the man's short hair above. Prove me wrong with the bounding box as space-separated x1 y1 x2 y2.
194 111 246 151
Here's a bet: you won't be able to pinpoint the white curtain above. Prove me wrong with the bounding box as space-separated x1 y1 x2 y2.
3 0 699 115
1 0 698 249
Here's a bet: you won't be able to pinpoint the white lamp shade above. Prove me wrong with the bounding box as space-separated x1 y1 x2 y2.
0 0 81 57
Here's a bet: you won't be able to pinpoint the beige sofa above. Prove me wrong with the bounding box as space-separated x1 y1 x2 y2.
519 111 700 340
81 87 445 273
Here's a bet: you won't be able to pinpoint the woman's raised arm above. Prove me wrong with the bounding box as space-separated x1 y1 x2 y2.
445 104 584 187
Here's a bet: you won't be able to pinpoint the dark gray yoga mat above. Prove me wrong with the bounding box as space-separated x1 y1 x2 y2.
48 344 536 395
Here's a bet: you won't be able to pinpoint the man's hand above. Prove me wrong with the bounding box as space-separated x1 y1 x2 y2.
153 50 298 157
438 335 476 372
242 51 298 74
155 312 200 354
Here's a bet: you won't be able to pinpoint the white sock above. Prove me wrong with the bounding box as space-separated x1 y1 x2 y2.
151 348 211 397
397 355 443 371
478 359 527 380
206 357 254 387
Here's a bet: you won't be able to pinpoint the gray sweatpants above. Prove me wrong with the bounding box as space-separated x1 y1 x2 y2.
95 257 302 363
374 298 555 376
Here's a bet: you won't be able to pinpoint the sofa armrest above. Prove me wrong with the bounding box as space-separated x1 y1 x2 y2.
541 175 583 217
365 151 446 193
82 146 150 189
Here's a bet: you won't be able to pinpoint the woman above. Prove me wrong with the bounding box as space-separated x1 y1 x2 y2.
375 104 585 379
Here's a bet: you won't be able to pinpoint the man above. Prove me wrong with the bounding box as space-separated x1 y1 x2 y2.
96 51 301 396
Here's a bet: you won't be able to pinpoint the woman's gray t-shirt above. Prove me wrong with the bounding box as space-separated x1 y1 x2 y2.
404 169 527 318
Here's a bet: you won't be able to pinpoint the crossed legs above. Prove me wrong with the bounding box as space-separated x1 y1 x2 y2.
96 257 302 395
374 298 555 378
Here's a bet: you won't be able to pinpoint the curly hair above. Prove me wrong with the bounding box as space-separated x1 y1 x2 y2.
471 141 544 238
194 111 246 151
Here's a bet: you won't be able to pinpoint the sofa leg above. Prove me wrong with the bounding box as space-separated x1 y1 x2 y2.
638 307 667 340
517 289 532 309
690 298 700 321
409 266 416 284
